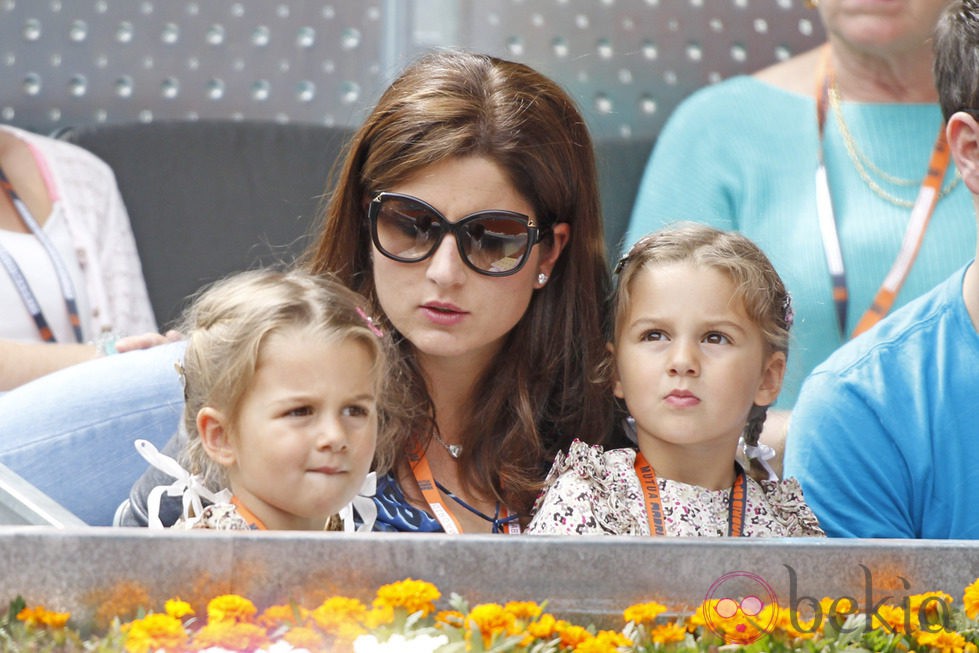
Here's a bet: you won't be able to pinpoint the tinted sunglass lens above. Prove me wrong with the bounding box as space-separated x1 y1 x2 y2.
375 199 442 261
462 216 530 273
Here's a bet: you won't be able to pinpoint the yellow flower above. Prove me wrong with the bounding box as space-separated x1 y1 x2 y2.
715 610 765 645
363 604 395 629
467 603 517 648
525 612 558 640
259 603 308 628
164 598 194 620
774 605 817 640
688 599 719 633
574 630 627 653
871 604 907 634
206 594 257 624
504 600 543 620
965 578 979 620
623 600 667 624
651 621 687 644
283 625 328 649
16 606 70 629
917 629 970 653
310 596 368 633
372 578 441 617
122 613 188 653
192 619 268 651
556 620 593 648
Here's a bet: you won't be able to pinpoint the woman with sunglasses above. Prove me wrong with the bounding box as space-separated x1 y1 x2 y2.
0 49 621 531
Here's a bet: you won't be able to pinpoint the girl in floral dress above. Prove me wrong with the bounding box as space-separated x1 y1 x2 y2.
528 223 823 537
130 268 389 531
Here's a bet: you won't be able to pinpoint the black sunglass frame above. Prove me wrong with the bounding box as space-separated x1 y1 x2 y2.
367 191 549 277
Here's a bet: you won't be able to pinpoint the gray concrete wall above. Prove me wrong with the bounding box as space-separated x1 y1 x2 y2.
3 528 978 627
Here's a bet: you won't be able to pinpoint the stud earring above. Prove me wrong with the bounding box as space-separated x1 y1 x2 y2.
805 0 818 7
537 272 548 286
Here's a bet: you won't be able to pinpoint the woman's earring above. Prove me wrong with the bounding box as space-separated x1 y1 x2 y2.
804 0 818 7
537 272 548 287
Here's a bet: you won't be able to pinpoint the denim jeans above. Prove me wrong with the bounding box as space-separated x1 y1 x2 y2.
0 341 187 525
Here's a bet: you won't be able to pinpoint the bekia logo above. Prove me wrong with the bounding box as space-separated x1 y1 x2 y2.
702 566 955 645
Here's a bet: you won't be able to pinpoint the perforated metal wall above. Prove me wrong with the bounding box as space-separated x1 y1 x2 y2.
1 1 825 140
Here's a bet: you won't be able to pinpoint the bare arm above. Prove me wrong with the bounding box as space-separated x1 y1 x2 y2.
0 340 98 391
759 408 791 479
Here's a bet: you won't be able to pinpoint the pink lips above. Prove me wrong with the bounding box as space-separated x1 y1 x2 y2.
309 466 343 475
421 301 467 326
665 389 700 408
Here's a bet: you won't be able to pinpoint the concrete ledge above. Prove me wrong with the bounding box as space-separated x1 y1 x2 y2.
3 528 978 626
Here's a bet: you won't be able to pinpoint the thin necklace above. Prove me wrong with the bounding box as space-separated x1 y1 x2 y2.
432 429 462 459
828 78 960 208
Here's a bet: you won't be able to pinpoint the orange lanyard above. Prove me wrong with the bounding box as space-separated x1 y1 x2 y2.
633 452 747 537
814 46 952 338
408 445 520 534
230 496 268 530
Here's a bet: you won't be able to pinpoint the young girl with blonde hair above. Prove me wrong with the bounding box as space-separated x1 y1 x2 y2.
133 268 388 531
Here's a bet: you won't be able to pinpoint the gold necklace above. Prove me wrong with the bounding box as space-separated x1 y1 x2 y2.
828 79 960 208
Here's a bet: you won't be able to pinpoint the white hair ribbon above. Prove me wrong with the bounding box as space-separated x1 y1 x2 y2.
133 438 232 529
740 437 779 482
339 471 377 533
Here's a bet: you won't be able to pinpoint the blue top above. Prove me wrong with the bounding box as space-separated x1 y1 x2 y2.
372 472 443 532
625 76 976 406
784 264 979 538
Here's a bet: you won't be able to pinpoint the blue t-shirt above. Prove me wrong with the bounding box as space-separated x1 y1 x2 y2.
784 263 979 538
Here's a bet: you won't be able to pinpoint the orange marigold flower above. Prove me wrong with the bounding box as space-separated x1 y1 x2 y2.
283 625 328 649
259 603 308 628
871 604 906 634
912 591 955 630
206 594 257 624
363 604 395 629
775 605 817 640
372 578 441 617
467 603 518 648
651 621 688 644
965 579 979 620
310 596 368 633
17 606 70 629
910 592 954 615
623 600 667 625
525 612 558 640
164 598 194 620
122 613 189 653
504 600 543 620
715 610 765 645
556 620 593 648
688 600 717 632
574 632 624 653
917 629 969 653
192 619 268 651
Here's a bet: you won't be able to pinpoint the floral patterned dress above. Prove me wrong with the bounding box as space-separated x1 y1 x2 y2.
527 440 824 537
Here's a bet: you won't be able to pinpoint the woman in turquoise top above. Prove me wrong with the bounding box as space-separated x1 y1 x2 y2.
625 0 973 414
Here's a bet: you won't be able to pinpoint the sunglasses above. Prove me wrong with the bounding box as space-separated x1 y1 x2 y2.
368 192 549 277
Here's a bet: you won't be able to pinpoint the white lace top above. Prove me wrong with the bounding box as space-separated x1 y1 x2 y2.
527 440 824 537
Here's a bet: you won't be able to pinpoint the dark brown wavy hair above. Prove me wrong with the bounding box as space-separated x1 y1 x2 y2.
303 49 616 517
